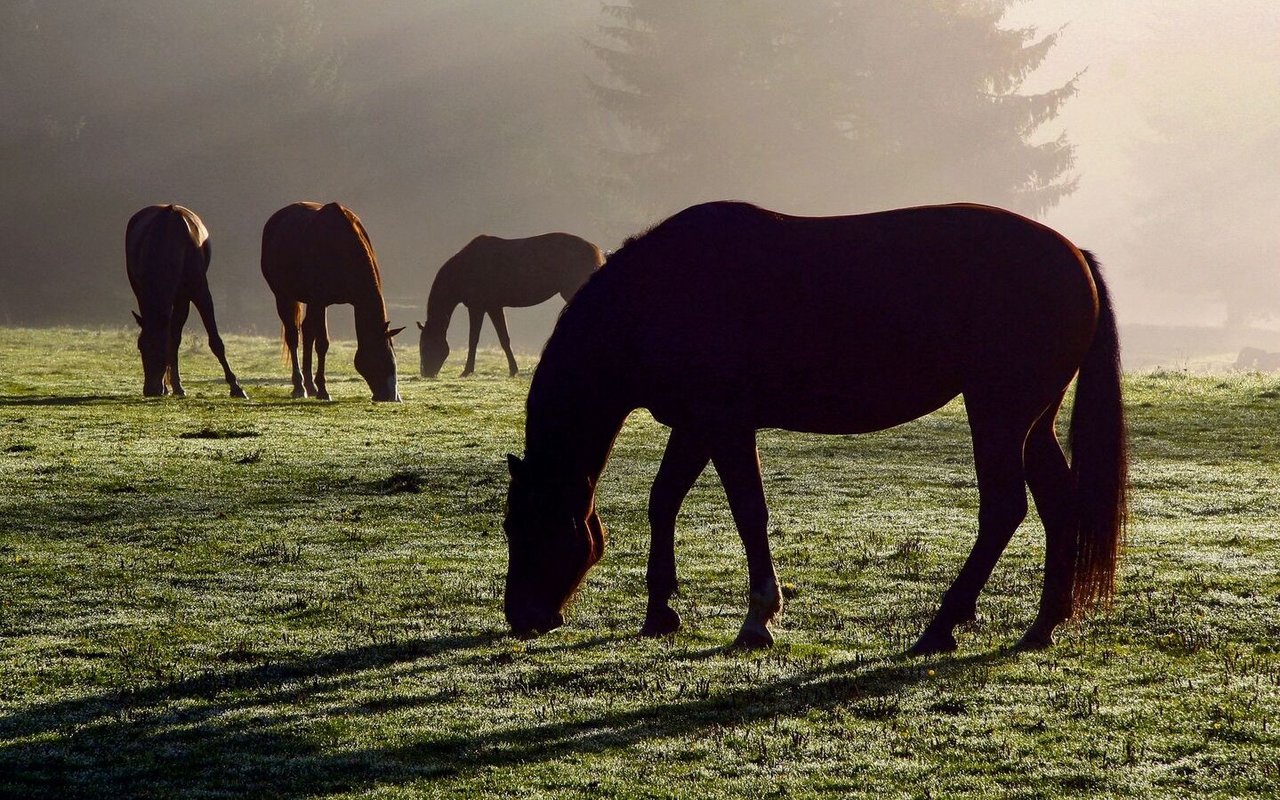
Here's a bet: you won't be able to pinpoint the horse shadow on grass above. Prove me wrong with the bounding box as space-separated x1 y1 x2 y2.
0 628 1013 799
0 395 124 407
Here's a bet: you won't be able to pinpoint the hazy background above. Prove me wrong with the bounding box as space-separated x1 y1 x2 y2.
2 1 1277 367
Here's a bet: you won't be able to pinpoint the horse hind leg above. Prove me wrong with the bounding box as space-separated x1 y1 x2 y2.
910 396 1037 656
192 287 246 398
641 428 711 637
710 429 782 650
1017 395 1077 650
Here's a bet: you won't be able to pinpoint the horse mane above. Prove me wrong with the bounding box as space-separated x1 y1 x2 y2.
338 206 384 296
535 201 776 393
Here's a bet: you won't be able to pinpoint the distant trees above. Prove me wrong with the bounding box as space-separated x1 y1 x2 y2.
590 0 1079 221
0 2 603 329
0 1 355 325
0 1 1085 331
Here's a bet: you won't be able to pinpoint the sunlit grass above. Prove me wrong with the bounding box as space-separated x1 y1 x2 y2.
2 327 1280 797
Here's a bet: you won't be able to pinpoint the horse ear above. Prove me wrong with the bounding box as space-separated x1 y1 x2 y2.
386 326 405 339
507 453 524 479
132 311 143 327
416 321 425 331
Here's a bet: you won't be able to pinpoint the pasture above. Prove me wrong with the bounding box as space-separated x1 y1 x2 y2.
2 327 1279 798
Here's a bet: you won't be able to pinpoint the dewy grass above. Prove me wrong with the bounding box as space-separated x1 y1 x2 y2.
2 327 1280 798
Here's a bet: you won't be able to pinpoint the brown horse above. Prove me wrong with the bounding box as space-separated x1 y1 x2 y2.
125 204 246 398
503 201 1127 655
417 233 603 377
261 202 404 402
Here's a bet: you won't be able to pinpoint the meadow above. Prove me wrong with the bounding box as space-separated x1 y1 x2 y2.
2 326 1279 798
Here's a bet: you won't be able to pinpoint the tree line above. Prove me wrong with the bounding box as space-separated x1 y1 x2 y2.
2 1 1088 333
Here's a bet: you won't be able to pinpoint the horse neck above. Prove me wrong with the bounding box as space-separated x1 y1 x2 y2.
352 294 390 345
524 340 632 503
424 278 461 337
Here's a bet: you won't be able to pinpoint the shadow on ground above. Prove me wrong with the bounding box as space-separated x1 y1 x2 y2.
0 630 1009 798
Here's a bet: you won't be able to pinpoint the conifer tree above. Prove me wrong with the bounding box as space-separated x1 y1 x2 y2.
591 1 1078 219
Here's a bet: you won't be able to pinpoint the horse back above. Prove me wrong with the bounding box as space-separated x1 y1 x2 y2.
261 202 383 305
442 232 602 308
570 202 1098 433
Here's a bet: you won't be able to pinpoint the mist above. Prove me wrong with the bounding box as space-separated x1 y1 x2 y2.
2 1 1276 365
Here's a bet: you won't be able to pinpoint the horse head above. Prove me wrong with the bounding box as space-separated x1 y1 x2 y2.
503 453 606 637
355 322 404 402
417 321 449 378
133 310 169 396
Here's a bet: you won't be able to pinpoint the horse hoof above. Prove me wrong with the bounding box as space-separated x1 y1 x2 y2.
230 387 248 399
460 370 474 378
317 391 331 401
172 388 186 398
639 607 681 637
291 389 307 399
729 626 774 651
908 630 957 657
1013 629 1054 651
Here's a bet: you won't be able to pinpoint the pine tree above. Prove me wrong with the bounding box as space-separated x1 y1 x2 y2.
590 0 1078 220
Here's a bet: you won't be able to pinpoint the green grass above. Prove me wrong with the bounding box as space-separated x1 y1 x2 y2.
2 326 1280 798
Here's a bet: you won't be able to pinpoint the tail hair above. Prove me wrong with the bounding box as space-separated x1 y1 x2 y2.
1068 250 1128 615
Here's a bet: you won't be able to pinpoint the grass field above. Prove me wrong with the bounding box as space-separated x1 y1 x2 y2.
2 326 1280 798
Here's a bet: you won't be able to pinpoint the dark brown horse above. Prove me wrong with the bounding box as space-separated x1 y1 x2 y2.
504 201 1127 655
417 233 603 377
125 204 246 398
261 202 404 402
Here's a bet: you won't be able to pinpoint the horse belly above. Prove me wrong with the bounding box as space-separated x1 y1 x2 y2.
640 329 964 435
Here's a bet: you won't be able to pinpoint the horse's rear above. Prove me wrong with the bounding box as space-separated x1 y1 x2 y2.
126 205 205 309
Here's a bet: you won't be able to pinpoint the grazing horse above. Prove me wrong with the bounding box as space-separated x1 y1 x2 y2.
417 233 603 377
261 202 404 402
1235 346 1280 372
125 204 246 398
503 201 1127 655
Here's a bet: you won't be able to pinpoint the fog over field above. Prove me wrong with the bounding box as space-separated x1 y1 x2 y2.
1 1 1276 358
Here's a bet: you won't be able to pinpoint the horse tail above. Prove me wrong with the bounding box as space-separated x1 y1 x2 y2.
1069 250 1128 616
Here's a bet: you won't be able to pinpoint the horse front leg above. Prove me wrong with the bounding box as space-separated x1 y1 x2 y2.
711 429 782 649
488 307 519 376
641 428 710 637
313 307 331 401
166 301 191 397
302 306 329 399
301 310 318 398
276 299 305 398
461 306 483 377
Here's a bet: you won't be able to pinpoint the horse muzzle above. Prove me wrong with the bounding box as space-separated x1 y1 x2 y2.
372 377 401 402
505 607 565 638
